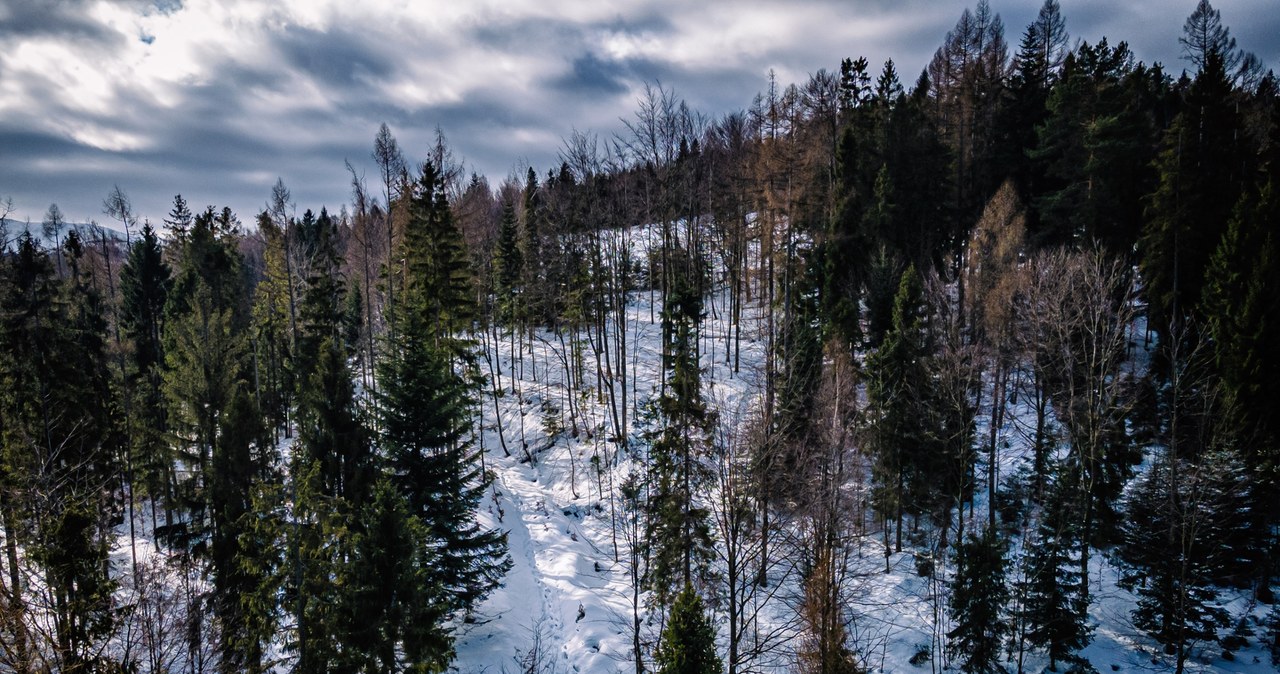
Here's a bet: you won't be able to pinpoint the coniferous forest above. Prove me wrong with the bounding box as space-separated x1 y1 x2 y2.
2 1 1280 672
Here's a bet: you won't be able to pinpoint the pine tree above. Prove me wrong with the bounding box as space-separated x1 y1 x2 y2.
948 527 1009 674
865 265 932 552
120 223 174 512
0 233 119 671
378 159 509 634
1031 40 1155 253
1141 46 1246 335
1119 451 1235 673
654 585 723 674
645 261 716 605
1018 470 1090 671
336 480 452 673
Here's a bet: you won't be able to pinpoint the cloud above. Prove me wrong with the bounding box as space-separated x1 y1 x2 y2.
0 0 133 43
1 0 1277 226
275 26 394 91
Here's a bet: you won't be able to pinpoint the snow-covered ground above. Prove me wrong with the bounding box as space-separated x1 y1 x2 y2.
451 227 1278 673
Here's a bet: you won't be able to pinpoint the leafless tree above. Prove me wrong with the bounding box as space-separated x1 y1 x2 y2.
103 184 137 245
964 180 1027 531
345 160 381 395
505 611 562 674
373 123 407 337
1023 247 1138 599
114 555 191 673
41 204 67 276
787 344 862 674
711 397 797 674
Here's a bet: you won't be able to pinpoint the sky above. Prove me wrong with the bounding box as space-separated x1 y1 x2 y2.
1 0 1278 229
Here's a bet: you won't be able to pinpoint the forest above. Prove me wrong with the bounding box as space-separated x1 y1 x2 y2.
1 0 1279 672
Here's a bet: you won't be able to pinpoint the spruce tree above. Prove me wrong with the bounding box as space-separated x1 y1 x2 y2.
295 207 345 389
1032 39 1155 253
1018 470 1090 671
521 167 548 325
494 200 524 327
120 222 174 512
164 287 244 534
823 63 874 347
1202 181 1280 500
1001 0 1068 217
865 265 933 552
50 232 122 671
252 210 296 434
948 526 1009 674
769 261 824 500
1140 48 1245 335
0 233 119 671
378 159 509 635
1119 451 1235 673
295 205 372 506
336 480 452 673
298 336 371 505
881 70 951 269
211 383 267 672
654 585 722 674
235 479 286 674
162 206 252 668
288 458 343 674
645 259 716 606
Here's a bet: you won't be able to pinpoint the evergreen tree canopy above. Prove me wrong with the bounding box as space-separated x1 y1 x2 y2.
948 527 1009 674
654 585 722 674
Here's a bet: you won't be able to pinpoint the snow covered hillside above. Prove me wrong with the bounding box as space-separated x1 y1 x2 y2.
447 226 1278 674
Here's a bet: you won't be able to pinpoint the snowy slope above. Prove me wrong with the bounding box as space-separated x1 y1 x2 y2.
450 226 1279 673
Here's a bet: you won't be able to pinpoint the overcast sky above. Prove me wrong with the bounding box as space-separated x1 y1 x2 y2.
1 0 1277 228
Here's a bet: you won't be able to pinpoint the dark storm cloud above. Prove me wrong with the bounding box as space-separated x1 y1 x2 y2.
551 53 676 97
276 25 394 91
0 0 126 43
555 53 631 95
0 127 85 159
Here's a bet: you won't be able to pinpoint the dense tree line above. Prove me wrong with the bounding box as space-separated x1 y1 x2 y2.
1 0 1278 672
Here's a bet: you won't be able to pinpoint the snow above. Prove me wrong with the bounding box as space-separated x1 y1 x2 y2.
448 225 1277 673
16 223 1262 673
